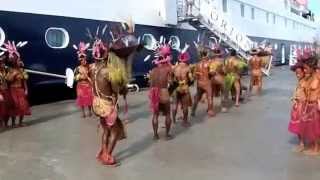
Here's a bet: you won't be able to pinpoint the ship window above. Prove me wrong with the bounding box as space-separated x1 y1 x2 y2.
0 27 5 47
266 12 269 23
142 34 157 50
273 14 276 24
251 8 255 20
168 36 181 51
222 0 228 12
45 28 70 49
240 4 245 17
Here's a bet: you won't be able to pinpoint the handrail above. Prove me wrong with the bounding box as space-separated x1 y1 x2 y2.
177 0 252 60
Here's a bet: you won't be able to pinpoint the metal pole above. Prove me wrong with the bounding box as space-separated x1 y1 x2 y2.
25 69 67 79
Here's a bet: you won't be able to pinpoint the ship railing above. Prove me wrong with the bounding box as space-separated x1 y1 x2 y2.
177 0 252 60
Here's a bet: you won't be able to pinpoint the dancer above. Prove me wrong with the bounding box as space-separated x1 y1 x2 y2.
249 48 264 95
209 47 227 112
299 52 320 155
149 44 173 140
0 53 10 128
191 47 215 117
91 22 141 166
224 49 247 107
172 51 193 127
288 61 307 152
4 41 31 127
73 42 93 118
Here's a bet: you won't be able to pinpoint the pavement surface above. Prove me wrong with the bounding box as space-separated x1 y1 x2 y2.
1 67 320 180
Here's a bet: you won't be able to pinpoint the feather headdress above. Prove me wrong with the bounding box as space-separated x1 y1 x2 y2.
0 40 28 60
296 48 318 68
73 42 90 59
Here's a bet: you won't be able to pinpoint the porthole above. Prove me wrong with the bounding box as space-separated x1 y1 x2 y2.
169 36 181 51
142 34 157 50
45 28 70 49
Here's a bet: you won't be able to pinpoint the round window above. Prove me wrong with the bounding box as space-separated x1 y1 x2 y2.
142 34 157 50
169 36 181 51
45 28 70 49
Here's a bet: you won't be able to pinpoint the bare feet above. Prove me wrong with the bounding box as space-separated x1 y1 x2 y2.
207 110 215 117
153 134 160 140
292 145 305 153
165 134 173 140
221 107 228 113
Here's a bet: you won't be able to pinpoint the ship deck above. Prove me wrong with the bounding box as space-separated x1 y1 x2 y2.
1 67 320 180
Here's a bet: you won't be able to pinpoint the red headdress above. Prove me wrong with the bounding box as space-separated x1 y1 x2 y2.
178 43 191 62
3 41 20 59
296 48 311 63
73 42 90 59
178 52 190 63
0 40 28 64
153 44 172 65
92 39 109 60
158 44 171 57
297 48 318 68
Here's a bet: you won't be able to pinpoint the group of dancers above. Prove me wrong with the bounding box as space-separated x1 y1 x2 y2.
0 41 31 129
71 29 273 165
288 49 320 156
147 43 271 141
0 30 273 166
7 22 318 166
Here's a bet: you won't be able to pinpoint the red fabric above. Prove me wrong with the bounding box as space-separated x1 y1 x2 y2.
9 87 31 116
300 102 320 143
288 102 304 135
178 52 190 62
0 89 11 117
76 82 93 107
105 108 117 127
148 87 160 113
